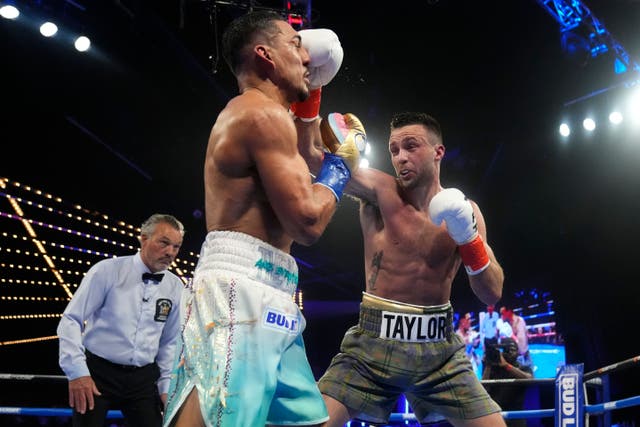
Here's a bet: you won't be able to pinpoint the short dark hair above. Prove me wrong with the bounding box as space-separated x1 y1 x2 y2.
221 10 286 75
390 112 443 145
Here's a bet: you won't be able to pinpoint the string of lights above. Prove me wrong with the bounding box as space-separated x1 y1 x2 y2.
0 246 92 266
1 296 69 302
1 179 201 259
0 177 200 347
1 263 90 279
0 313 62 320
294 290 303 310
1 278 62 287
1 201 79 299
0 335 59 346
0 211 139 251
0 190 137 239
1 178 198 275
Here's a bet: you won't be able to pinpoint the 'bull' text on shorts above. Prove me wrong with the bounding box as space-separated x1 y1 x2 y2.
263 307 299 334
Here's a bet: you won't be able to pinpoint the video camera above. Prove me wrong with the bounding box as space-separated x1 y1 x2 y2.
485 342 509 365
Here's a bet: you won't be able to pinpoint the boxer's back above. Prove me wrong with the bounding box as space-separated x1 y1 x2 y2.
204 91 293 252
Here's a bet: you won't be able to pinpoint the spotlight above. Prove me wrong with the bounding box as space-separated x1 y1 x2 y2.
608 111 623 125
74 35 90 52
629 88 640 125
359 158 370 169
39 22 58 37
0 4 19 19
582 117 596 131
559 123 571 137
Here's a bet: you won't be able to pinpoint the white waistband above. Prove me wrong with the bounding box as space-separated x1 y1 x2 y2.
196 231 298 295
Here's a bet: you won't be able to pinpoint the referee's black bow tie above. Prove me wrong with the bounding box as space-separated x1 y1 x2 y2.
142 272 164 283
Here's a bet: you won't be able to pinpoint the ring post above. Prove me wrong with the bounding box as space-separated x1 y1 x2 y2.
555 363 585 427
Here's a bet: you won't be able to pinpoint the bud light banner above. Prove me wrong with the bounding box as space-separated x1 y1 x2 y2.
555 363 584 427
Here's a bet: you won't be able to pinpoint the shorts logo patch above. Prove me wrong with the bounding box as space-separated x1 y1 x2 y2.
379 311 447 342
263 308 299 334
253 247 298 294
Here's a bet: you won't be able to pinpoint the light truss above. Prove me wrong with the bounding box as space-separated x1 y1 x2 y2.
535 0 640 75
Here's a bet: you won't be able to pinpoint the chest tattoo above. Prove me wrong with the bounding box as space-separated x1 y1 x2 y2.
367 251 383 291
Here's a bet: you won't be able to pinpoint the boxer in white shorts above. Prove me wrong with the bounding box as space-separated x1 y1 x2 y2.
163 9 362 426
164 231 327 426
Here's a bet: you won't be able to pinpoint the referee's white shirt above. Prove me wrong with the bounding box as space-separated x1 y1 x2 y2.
57 252 183 394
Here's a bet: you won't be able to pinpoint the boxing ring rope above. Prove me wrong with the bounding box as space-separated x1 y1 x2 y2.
1 355 639 425
0 406 124 419
0 372 126 419
583 354 640 381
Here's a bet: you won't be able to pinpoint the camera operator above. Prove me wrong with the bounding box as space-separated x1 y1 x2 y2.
482 338 533 427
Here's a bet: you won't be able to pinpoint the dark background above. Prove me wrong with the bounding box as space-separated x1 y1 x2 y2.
2 0 640 423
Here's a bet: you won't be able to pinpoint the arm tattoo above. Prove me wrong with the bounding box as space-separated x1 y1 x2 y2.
367 251 383 291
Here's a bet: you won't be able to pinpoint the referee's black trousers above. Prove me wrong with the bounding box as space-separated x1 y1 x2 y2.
72 351 163 427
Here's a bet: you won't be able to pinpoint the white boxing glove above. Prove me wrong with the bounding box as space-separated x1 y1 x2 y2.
429 188 490 275
299 28 344 89
290 29 343 122
428 188 477 244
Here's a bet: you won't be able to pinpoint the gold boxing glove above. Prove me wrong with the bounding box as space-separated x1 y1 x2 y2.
319 112 366 173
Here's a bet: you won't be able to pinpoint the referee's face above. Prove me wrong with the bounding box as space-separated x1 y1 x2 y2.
140 222 183 272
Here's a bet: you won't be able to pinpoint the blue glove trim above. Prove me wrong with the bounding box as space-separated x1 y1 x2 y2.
315 153 351 201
